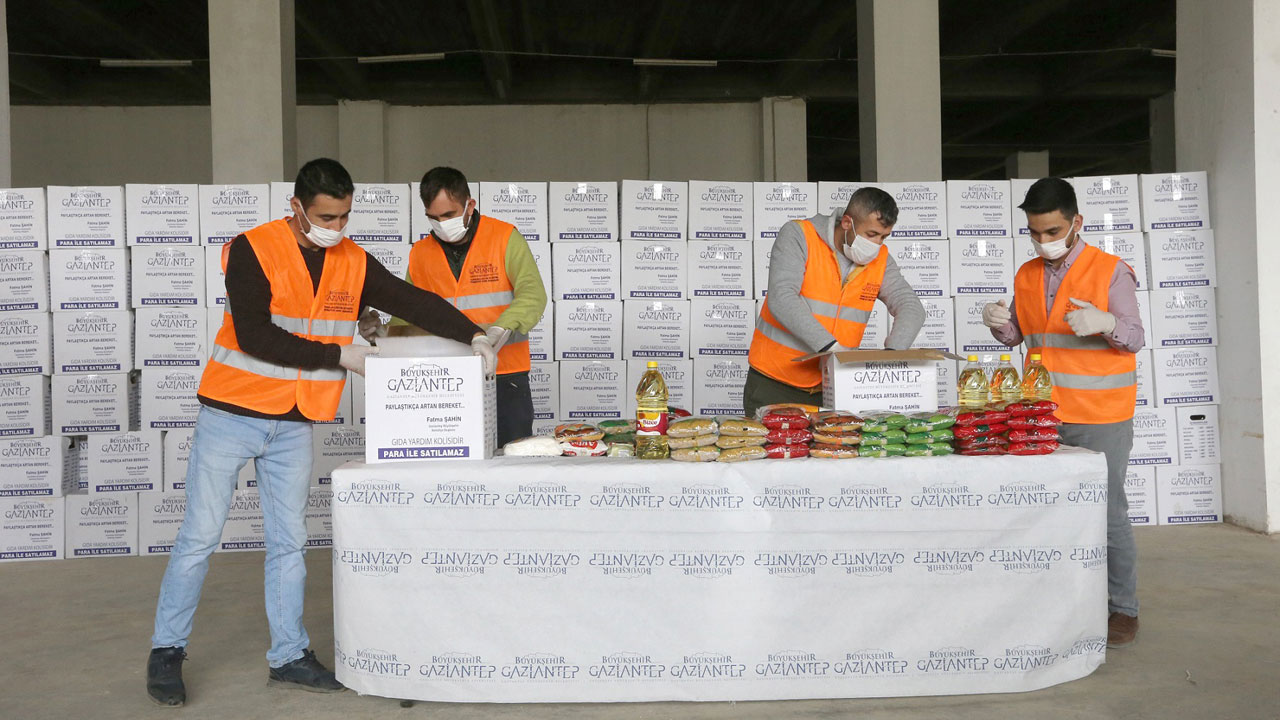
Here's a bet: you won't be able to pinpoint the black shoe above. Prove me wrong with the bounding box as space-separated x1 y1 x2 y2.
146 647 187 707
268 649 346 693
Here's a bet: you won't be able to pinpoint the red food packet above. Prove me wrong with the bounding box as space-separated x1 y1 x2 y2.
765 443 810 459
1006 414 1063 430
953 423 1010 440
1009 440 1060 455
760 406 812 430
956 435 1011 450
1008 427 1060 443
765 427 814 445
959 445 1008 456
1005 399 1059 417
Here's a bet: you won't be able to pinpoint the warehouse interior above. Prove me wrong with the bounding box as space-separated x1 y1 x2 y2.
1 0 1278 718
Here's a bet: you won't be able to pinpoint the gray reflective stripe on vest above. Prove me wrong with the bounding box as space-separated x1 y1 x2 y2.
211 346 346 382
271 314 309 334
1051 369 1137 391
803 297 871 324
453 290 516 311
1024 332 1112 351
754 316 812 354
268 314 356 338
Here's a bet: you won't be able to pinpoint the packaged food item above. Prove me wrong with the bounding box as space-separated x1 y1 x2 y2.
952 423 1010 440
811 411 864 432
668 417 719 438
668 433 720 449
956 435 1010 450
502 436 563 457
902 411 957 434
766 427 814 445
560 440 608 457
959 445 1008 456
670 407 693 418
717 446 767 462
765 443 810 459
671 446 720 462
716 435 768 449
811 429 862 446
555 423 605 442
603 432 636 446
718 417 769 437
758 405 812 430
860 411 910 432
1006 414 1063 430
858 430 906 446
951 407 1011 426
905 428 954 445
1007 427 1061 443
1009 440 1060 455
606 442 634 457
753 402 820 421
1004 399 1059 417
903 443 955 457
809 443 858 459
858 444 908 458
598 419 636 435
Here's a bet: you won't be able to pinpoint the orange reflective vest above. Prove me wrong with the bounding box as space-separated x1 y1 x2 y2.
407 215 530 374
199 218 365 421
748 219 887 389
1015 243 1137 424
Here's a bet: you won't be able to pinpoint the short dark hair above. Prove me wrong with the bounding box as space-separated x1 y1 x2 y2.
1018 177 1078 219
845 186 898 226
293 158 353 207
419 167 471 207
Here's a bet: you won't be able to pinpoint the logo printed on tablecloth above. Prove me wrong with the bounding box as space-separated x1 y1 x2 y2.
502 550 581 578
753 484 824 511
833 649 910 676
986 481 1061 507
668 652 747 679
589 652 666 679
754 552 829 577
338 548 414 577
1067 480 1108 505
666 484 745 510
423 481 500 507
338 646 412 677
418 652 496 680
910 482 984 509
993 645 1060 672
913 549 987 575
336 480 415 507
504 482 582 508
589 552 666 577
500 653 580 680
827 484 904 511
988 547 1064 575
590 483 664 509
419 550 500 577
831 550 907 577
1070 545 1108 570
1065 635 1107 659
916 647 992 673
755 651 831 678
667 552 745 579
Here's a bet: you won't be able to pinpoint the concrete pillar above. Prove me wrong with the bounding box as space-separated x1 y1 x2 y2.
0 0 11 188
208 0 296 183
856 0 942 181
337 100 387 182
1005 151 1050 179
1149 92 1176 173
760 97 807 181
1175 0 1280 532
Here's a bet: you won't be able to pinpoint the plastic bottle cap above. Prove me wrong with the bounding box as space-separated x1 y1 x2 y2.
647 361 658 368
1000 354 1011 361
1030 353 1041 361
967 355 978 362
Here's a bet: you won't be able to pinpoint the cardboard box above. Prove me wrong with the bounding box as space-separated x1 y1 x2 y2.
882 181 947 238
138 490 185 555
0 250 49 312
821 349 949 414
480 181 548 242
364 352 496 462
526 241 552 298
885 239 949 297
1176 405 1220 465
622 240 687 299
554 300 622 360
692 357 749 417
816 181 877 215
621 180 687 241
623 300 689 359
946 180 1013 238
346 183 411 245
0 374 50 438
199 184 270 245
753 239 773 299
64 492 138 557
52 372 131 435
269 181 295 220
935 359 957 408
305 487 333 548
409 181 481 240
205 245 227 307
0 496 64 562
162 428 254 491
1088 232 1148 290
860 301 888 349
1150 288 1217 347
690 298 754 357
528 307 553 362
1156 464 1222 525
626 359 692 416
551 242 620 300
362 243 411 284
131 245 204 307
1153 347 1219 406
70 436 87 491
135 307 206 369
687 180 752 241
1072 175 1141 233
50 248 129 311
312 379 353 427
85 430 161 493
46 185 124 248
1129 407 1177 466
312 424 364 486
53 310 132 374
218 490 265 552
1140 172 1210 231
1124 466 1157 527
688 241 752 298
349 371 365 426
1009 179 1036 235
206 307 226 350
559 360 627 421
753 182 817 245
0 436 70 497
549 181 618 242
1135 349 1156 409
528 362 559 426
1147 229 1217 288
0 188 48 250
950 237 1014 295
953 294 1013 355
126 184 199 245
911 297 955 352
531 417 560 437
0 313 52 376
140 366 203 431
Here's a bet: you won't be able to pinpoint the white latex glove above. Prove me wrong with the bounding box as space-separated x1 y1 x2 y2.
357 308 386 344
1064 297 1117 337
339 344 379 376
471 333 497 377
485 324 512 352
982 300 1012 329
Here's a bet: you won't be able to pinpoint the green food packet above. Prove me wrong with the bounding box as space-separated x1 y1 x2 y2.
603 432 636 445
598 420 635 434
928 442 955 455
883 443 907 456
860 432 888 447
883 429 907 443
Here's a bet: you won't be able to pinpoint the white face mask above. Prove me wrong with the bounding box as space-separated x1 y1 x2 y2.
429 201 474 244
1034 223 1076 260
843 233 882 265
293 201 346 248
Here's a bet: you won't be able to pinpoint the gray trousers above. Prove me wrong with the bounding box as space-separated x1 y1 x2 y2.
1059 419 1139 616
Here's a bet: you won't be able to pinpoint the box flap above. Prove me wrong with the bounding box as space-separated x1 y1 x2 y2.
795 348 964 363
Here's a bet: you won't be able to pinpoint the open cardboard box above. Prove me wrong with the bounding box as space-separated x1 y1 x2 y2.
797 348 964 413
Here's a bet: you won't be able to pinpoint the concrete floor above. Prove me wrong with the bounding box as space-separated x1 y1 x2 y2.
1 524 1277 720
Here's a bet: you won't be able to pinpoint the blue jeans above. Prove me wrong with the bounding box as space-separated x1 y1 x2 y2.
151 405 314 667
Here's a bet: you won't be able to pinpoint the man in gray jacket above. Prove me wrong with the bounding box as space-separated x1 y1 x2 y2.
745 187 925 415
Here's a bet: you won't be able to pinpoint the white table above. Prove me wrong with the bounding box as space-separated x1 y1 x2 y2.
331 448 1109 703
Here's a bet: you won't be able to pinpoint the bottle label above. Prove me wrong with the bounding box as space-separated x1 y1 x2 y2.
636 410 668 436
